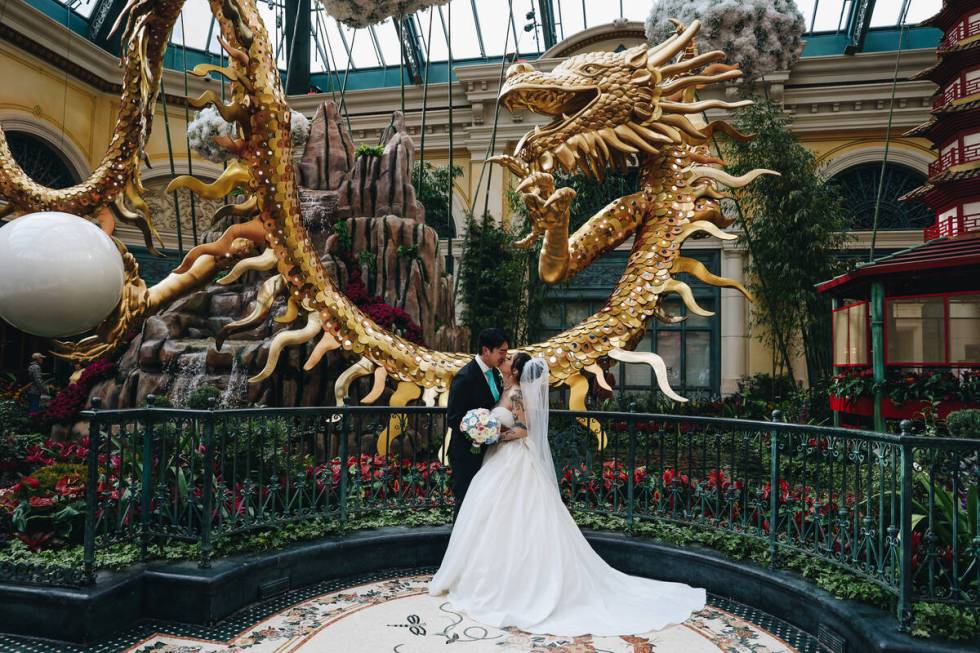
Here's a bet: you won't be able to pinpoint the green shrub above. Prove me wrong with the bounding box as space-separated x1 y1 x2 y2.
30 464 87 493
458 213 534 347
413 161 462 238
150 395 173 408
355 144 384 158
0 399 31 436
186 384 221 410
911 603 980 641
946 409 980 439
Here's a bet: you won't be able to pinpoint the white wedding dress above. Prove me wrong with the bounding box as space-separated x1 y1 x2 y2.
428 358 705 636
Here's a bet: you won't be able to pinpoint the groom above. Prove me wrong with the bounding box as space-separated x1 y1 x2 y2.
446 328 509 521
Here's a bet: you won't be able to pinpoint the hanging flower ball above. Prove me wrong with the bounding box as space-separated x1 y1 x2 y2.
290 110 311 163
187 106 238 163
188 107 312 163
322 0 449 28
645 0 805 80
0 212 124 337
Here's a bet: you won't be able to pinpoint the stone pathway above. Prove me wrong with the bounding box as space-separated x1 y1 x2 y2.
0 569 820 653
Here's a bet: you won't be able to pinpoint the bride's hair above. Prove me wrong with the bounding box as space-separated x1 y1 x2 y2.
512 352 533 382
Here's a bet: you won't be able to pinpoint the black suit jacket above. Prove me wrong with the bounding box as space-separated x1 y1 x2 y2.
446 358 502 455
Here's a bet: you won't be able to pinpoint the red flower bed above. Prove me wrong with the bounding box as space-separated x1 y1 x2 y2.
339 260 424 345
44 358 115 425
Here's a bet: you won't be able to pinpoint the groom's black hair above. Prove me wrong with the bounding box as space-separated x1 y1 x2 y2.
478 328 510 352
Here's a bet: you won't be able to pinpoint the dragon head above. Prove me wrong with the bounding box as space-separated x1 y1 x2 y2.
498 20 745 179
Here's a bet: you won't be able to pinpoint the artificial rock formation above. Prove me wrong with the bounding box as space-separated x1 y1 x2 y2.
92 101 465 409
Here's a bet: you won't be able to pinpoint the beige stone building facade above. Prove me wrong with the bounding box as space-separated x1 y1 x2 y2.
0 1 941 395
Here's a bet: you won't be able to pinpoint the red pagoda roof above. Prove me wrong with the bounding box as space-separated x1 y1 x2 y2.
900 167 980 202
816 233 980 293
912 38 980 83
922 1 980 31
905 98 980 141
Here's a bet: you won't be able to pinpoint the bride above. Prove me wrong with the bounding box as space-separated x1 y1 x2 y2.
429 354 706 636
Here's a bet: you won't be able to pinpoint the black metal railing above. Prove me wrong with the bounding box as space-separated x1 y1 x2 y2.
4 399 977 631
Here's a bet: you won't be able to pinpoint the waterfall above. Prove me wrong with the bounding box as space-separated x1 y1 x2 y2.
169 351 206 407
220 356 247 408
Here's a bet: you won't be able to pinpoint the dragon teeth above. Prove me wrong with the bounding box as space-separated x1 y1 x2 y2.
555 144 576 170
540 151 555 171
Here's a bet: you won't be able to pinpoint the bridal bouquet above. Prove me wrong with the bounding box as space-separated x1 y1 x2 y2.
460 408 500 453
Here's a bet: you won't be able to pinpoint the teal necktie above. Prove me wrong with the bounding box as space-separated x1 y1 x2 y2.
485 369 500 401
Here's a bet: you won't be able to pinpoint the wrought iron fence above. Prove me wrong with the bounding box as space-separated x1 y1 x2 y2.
4 399 977 631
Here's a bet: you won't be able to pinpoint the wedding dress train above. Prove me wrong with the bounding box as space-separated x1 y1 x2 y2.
428 359 705 636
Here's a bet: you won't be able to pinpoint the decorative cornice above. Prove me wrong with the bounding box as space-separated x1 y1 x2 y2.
0 0 212 107
541 21 646 58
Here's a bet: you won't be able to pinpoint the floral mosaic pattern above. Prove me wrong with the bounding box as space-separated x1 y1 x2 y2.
124 574 802 653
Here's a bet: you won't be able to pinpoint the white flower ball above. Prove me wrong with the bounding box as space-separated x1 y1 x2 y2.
0 212 125 337
645 0 805 79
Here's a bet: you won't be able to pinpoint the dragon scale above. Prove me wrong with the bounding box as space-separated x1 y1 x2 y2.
0 3 774 444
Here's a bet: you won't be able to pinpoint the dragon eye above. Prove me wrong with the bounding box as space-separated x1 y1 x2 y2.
581 64 601 75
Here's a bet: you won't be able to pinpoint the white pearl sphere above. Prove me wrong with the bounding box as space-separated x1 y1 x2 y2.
0 212 125 337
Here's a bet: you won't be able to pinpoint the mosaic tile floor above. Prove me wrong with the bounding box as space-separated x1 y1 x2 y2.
0 568 820 653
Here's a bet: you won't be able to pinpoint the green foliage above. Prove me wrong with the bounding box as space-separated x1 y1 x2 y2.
737 373 800 403
0 432 43 484
598 373 831 424
413 161 463 238
724 98 850 385
357 249 377 273
333 221 352 252
395 244 418 259
911 603 980 641
0 508 453 572
544 169 639 234
911 471 977 556
458 212 535 347
573 511 894 608
186 384 221 410
3 503 977 640
506 169 640 342
355 144 384 158
30 464 87 492
0 399 31 436
151 395 173 408
945 409 980 438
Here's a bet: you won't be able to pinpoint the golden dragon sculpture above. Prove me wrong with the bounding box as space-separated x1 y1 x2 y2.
0 2 774 451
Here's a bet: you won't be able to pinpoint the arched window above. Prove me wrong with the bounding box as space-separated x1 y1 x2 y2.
831 162 932 231
5 131 80 189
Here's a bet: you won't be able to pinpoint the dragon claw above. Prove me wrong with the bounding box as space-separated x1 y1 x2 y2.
489 154 530 178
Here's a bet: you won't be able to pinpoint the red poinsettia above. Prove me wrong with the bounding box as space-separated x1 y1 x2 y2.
341 268 425 345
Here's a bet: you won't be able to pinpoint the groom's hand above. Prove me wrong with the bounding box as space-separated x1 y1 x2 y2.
500 427 528 441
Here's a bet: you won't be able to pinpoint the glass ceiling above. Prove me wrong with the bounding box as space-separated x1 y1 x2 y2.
51 0 943 75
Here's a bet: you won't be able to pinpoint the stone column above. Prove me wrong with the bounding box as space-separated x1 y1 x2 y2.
720 245 749 395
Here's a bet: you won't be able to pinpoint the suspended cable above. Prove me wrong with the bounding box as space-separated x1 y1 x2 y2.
471 0 515 216
313 11 339 101
160 78 184 258
869 0 912 261
556 0 565 41
337 25 358 139
508 7 520 54
368 25 386 68
284 0 305 93
529 0 540 52
469 0 486 59
416 7 435 191
318 12 344 97
398 16 405 113
58 1 73 152
447 0 456 268
179 12 199 246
